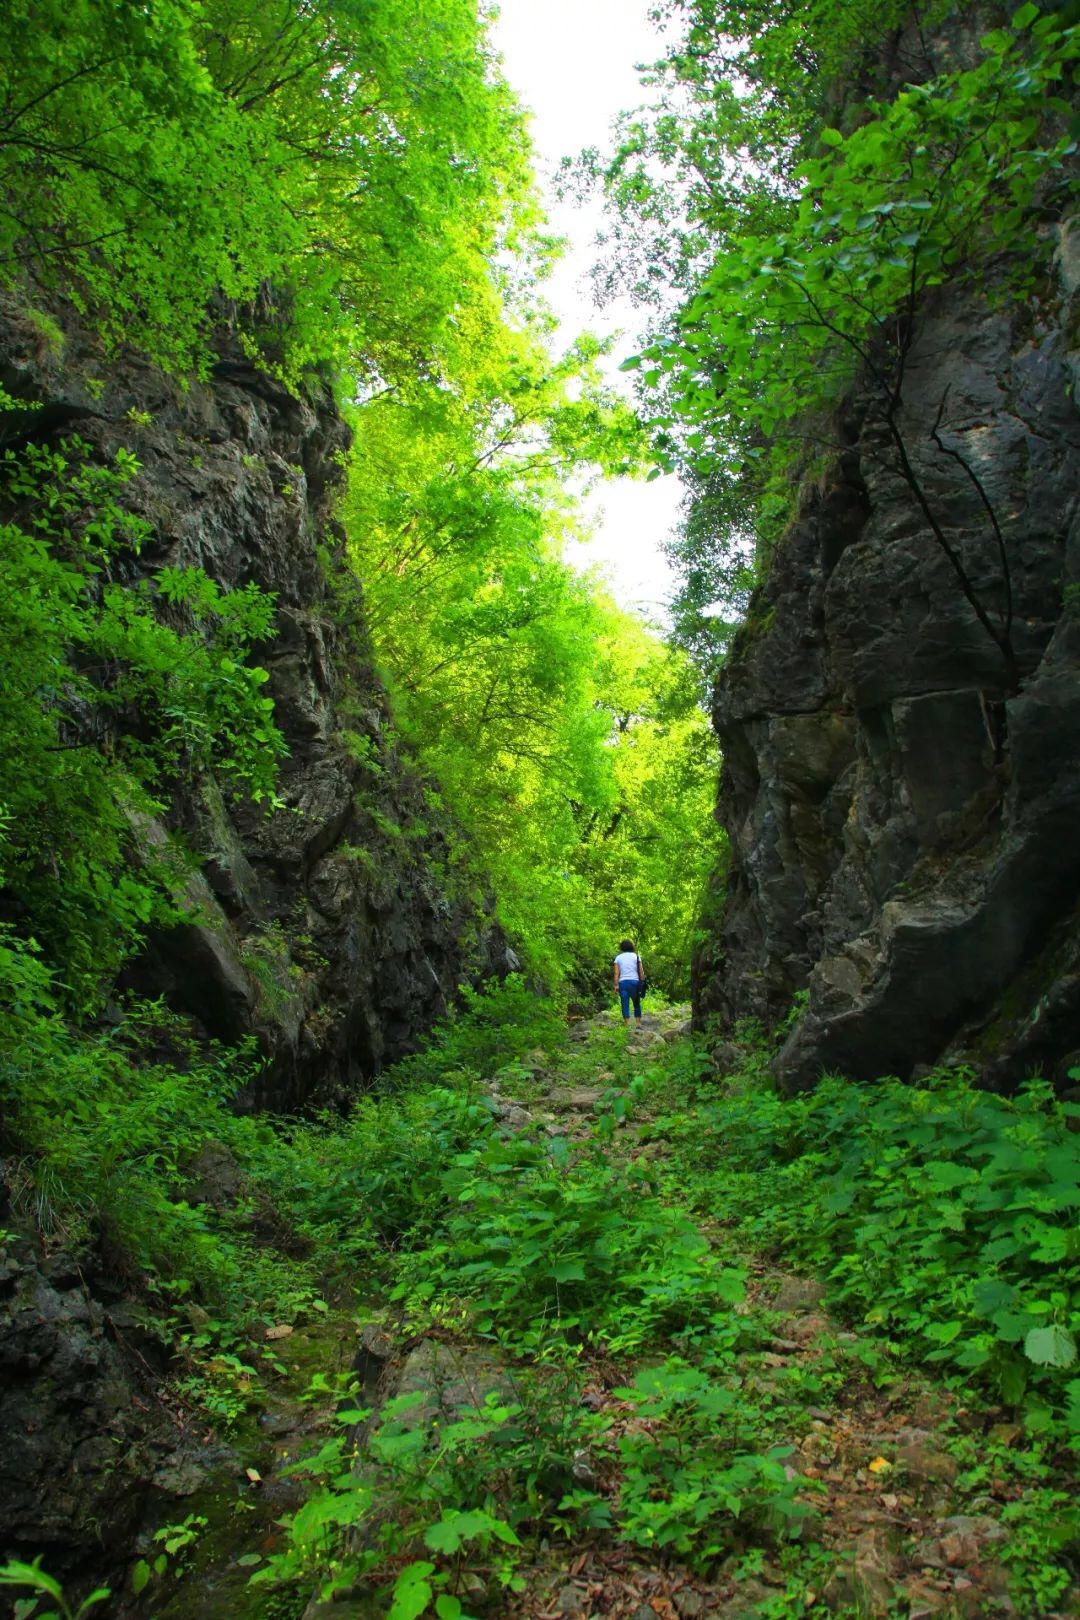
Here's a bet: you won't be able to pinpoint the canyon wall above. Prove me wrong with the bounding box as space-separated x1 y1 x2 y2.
0 299 516 1593
693 225 1080 1090
0 296 510 1110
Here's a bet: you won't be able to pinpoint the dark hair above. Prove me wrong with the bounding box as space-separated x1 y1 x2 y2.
619 938 635 953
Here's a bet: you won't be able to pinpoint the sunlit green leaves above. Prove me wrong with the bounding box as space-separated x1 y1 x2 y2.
0 440 283 1007
0 0 535 382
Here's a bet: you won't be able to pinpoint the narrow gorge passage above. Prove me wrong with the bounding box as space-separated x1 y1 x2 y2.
1 0 1078 1616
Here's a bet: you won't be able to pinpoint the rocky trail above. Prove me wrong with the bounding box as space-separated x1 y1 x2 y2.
135 1005 1068 1620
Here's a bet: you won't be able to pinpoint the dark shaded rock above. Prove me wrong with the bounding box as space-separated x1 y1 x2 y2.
0 1222 174 1589
0 294 508 1110
183 1141 243 1209
694 221 1080 1091
355 1320 396 1403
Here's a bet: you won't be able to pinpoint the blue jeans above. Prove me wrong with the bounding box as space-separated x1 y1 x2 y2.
618 979 642 1020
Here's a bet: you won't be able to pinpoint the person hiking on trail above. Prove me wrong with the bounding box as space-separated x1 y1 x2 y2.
613 938 645 1025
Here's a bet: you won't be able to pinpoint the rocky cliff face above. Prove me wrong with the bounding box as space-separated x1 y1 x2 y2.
0 301 514 1604
693 224 1080 1090
0 296 510 1109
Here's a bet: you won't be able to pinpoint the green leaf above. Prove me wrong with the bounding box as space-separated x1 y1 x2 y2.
0 1564 63 1602
389 1562 435 1620
131 1562 151 1595
973 1279 1017 1316
925 1161 976 1189
489 1518 521 1546
926 1319 963 1345
74 1591 111 1618
999 1356 1029 1403
1024 1324 1077 1368
1011 2 1039 27
820 127 844 147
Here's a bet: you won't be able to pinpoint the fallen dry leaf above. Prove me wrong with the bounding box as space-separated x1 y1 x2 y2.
264 1323 294 1340
868 1456 892 1474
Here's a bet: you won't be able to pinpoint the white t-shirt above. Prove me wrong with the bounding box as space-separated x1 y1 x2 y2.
613 950 642 982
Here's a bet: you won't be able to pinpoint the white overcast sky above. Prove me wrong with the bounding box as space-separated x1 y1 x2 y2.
489 0 683 624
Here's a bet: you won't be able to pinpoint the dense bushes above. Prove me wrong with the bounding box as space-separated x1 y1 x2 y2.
652 1049 1080 1438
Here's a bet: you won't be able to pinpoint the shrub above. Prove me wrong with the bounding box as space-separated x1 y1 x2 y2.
656 1056 1080 1434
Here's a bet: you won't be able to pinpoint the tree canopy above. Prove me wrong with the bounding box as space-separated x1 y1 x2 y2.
578 0 1079 685
0 0 719 1010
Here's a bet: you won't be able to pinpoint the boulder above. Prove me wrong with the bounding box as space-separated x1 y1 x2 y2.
771 1275 828 1314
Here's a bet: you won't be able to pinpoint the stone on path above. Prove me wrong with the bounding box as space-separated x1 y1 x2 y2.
770 1274 828 1313
301 1341 515 1619
895 1438 960 1487
823 1525 902 1616
392 1339 517 1432
548 1086 604 1111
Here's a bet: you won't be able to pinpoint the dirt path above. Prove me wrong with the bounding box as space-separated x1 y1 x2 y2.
480 1009 1031 1619
138 1008 1069 1620
292 1007 1049 1620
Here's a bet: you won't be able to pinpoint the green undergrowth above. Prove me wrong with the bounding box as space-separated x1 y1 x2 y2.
5 986 1079 1616
391 1126 746 1354
3 975 558 1308
244 1012 1077 1616
640 1037 1080 1441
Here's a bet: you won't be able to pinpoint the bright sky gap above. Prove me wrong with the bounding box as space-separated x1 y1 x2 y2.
490 0 684 624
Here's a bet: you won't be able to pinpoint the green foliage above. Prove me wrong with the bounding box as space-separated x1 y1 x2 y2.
255 1081 494 1271
644 8 1078 482
0 0 536 381
130 1512 209 1597
390 977 567 1086
243 980 561 1277
345 340 713 992
392 1126 745 1354
653 1051 1080 1436
999 1486 1080 1611
0 437 282 1007
615 1361 807 1567
0 1558 109 1620
251 1386 538 1611
1 979 262 1294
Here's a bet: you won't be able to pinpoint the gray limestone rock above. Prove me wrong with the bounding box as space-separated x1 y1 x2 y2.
770 1275 828 1314
693 224 1080 1091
